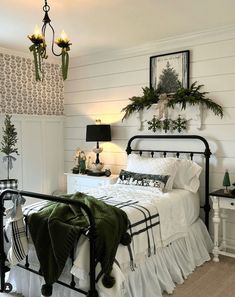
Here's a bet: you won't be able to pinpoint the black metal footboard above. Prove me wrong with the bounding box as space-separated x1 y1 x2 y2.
0 189 98 297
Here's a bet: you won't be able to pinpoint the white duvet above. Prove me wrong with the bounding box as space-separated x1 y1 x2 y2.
71 184 200 284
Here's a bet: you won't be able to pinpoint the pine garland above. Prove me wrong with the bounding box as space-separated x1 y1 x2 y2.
121 87 159 120
121 82 223 120
168 82 223 118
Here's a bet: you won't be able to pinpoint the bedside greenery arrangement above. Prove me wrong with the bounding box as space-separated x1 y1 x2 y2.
223 170 231 194
121 82 223 121
0 115 19 194
1 115 19 179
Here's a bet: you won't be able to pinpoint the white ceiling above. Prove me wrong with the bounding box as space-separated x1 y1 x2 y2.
1 0 235 58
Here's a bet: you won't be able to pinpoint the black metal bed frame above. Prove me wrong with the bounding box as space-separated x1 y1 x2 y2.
0 134 211 296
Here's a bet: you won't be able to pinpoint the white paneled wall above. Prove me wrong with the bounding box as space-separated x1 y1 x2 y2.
64 26 235 240
0 115 65 204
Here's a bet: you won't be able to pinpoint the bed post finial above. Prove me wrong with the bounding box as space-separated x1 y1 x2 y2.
126 145 132 155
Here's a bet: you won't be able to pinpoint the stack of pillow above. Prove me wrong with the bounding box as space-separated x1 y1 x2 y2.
117 154 202 193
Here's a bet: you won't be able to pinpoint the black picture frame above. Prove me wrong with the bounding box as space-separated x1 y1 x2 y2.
149 50 190 93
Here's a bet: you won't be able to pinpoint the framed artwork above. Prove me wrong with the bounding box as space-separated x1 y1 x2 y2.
150 50 189 93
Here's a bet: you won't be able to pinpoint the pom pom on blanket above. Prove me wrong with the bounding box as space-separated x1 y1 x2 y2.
120 232 131 246
41 284 53 296
102 273 116 288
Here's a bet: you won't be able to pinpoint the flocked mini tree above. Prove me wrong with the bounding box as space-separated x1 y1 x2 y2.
0 115 19 179
223 170 231 194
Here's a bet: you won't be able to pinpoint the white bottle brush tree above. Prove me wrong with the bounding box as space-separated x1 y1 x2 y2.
0 115 19 179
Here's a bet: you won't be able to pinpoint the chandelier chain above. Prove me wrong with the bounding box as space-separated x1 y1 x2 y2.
43 0 50 12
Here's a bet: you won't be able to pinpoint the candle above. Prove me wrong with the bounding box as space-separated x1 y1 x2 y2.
60 30 69 43
33 25 43 39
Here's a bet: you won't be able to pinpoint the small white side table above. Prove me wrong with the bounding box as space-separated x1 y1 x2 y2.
210 189 235 262
65 173 118 194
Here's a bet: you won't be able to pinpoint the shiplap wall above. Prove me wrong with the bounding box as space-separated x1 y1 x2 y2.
64 26 235 239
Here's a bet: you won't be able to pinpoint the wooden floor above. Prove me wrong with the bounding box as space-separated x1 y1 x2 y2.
163 255 235 297
1 256 235 297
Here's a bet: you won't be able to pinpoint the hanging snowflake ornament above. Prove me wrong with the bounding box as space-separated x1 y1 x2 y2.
171 115 188 133
147 115 162 132
162 118 171 133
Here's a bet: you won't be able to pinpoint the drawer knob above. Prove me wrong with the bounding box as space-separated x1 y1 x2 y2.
231 202 234 206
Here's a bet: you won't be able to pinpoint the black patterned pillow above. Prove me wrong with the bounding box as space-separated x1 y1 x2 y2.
117 169 169 191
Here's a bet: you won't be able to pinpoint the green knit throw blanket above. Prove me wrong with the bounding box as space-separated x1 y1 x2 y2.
28 192 130 295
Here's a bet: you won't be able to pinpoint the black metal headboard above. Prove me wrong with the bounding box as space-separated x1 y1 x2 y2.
126 135 212 229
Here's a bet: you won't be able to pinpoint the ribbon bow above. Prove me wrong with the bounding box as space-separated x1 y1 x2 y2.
2 155 16 170
156 93 173 119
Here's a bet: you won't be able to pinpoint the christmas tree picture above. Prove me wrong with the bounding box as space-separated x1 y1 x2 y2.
157 61 181 93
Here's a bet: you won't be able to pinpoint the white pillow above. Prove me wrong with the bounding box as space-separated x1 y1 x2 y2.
172 158 202 193
126 154 179 191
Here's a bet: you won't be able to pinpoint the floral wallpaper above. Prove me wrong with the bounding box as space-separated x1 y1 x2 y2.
0 52 64 115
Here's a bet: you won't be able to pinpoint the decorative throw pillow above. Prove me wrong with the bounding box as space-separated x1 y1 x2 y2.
117 169 169 191
126 154 179 191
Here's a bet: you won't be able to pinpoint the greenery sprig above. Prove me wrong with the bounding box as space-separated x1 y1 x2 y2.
167 82 223 118
121 87 159 121
121 82 223 120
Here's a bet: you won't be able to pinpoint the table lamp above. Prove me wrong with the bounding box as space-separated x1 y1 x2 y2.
86 123 111 176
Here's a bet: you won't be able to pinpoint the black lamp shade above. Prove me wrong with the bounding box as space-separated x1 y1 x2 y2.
86 125 111 142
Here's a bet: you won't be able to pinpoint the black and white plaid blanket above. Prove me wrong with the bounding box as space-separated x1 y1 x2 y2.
71 185 163 275
99 194 160 257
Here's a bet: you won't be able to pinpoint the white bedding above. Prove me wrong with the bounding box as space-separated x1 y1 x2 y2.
71 185 200 282
8 219 212 297
84 184 200 245
84 184 200 227
7 184 210 297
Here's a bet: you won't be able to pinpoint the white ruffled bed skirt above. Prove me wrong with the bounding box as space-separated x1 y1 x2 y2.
8 218 213 297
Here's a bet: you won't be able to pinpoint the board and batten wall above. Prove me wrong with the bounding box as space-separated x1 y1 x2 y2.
64 25 235 240
0 115 65 204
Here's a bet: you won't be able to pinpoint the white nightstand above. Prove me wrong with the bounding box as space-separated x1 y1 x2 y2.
65 173 118 194
210 189 235 262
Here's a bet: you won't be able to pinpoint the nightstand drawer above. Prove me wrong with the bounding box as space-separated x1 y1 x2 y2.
220 198 235 210
65 173 118 194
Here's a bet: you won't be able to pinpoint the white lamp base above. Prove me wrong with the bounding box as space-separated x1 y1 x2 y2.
91 162 104 172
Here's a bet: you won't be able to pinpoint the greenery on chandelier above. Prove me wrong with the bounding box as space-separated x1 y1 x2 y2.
29 43 47 81
29 41 70 81
121 82 223 120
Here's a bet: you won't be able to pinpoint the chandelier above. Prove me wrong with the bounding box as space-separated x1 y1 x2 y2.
28 0 71 81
